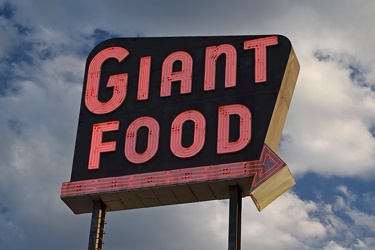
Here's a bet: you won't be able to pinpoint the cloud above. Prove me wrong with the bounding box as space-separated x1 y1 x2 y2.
0 8 91 248
101 188 375 250
279 49 375 178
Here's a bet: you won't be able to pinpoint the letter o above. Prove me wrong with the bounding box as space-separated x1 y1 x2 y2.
124 117 159 164
170 110 206 158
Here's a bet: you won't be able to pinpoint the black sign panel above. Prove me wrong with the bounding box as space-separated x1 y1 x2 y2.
70 35 291 182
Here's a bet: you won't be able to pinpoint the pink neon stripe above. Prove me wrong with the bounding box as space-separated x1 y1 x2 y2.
61 145 285 197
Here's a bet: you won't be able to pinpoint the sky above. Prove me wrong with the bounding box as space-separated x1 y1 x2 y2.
1 0 375 249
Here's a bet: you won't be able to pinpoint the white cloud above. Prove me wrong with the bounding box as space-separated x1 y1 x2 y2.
353 239 368 249
347 210 375 231
279 51 375 178
0 15 88 248
242 192 327 249
102 189 375 250
323 241 347 250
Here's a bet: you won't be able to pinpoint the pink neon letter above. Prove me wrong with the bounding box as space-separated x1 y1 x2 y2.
170 110 205 158
137 56 151 100
160 51 193 97
204 44 237 91
124 117 160 164
88 121 119 170
85 47 129 114
244 36 278 83
217 104 251 154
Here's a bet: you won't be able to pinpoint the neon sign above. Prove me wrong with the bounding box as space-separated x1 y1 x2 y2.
61 35 299 213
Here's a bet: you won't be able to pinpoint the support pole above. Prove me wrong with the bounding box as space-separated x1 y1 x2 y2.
88 200 107 250
228 185 242 250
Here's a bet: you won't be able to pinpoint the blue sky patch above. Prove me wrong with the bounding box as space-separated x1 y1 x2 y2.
7 119 24 136
89 28 121 47
0 2 15 20
0 41 33 96
6 41 34 65
13 23 32 36
0 79 20 97
295 172 375 214
313 50 331 62
1 205 9 214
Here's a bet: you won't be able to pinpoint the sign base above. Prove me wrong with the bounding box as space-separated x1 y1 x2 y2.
88 200 106 250
250 165 295 211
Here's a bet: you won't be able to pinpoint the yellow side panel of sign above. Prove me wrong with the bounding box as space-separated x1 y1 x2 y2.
251 48 300 211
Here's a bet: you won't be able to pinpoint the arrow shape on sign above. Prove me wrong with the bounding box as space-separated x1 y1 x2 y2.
246 145 286 190
61 144 293 213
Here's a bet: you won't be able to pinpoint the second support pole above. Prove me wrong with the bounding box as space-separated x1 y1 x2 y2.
228 185 242 250
88 199 107 250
